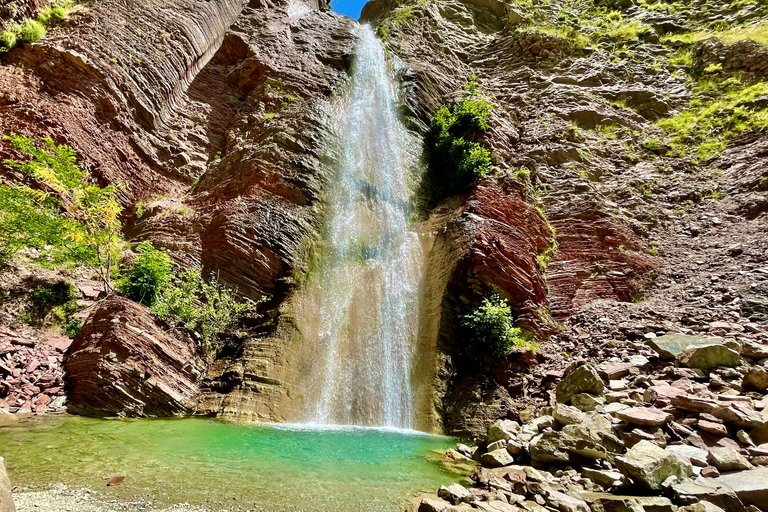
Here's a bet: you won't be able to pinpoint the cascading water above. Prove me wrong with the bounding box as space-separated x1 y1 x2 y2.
293 25 424 428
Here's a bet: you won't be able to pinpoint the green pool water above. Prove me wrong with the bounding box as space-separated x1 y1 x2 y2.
0 415 460 511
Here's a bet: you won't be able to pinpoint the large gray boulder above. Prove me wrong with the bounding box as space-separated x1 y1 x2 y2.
481 449 514 468
671 478 745 512
0 457 14 512
437 483 473 505
647 334 724 359
677 344 741 371
556 365 605 404
616 440 693 490
714 468 768 510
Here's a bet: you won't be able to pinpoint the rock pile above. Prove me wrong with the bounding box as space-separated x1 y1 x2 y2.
0 328 68 419
415 335 768 512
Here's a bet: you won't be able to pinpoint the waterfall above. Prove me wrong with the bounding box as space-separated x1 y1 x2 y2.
294 25 424 428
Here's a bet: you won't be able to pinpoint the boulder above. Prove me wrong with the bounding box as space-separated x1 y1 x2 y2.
741 341 768 360
64 296 205 417
556 365 605 404
542 488 589 512
0 457 14 512
672 478 745 511
714 467 768 510
418 497 453 512
553 403 584 426
707 447 752 472
437 484 473 505
677 344 741 371
616 440 693 490
712 403 765 429
666 445 709 468
579 492 676 512
580 466 627 488
647 335 724 360
571 393 604 412
615 407 673 426
481 449 515 468
487 419 518 443
529 432 572 463
743 367 768 392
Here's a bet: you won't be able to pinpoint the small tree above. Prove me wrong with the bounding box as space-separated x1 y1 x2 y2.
117 241 173 306
460 293 532 358
1 134 126 292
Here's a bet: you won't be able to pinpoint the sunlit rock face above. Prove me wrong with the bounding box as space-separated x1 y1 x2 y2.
64 296 205 417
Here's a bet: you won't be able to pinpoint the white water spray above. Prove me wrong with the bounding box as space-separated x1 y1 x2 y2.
295 25 424 428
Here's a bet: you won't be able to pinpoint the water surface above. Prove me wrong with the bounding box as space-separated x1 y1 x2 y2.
1 415 457 511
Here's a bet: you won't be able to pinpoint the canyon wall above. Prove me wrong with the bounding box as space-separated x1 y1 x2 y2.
4 0 765 436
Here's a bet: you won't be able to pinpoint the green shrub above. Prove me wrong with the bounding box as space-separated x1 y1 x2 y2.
151 269 256 354
28 280 78 323
19 20 45 42
38 4 66 24
0 30 18 50
426 78 494 195
63 316 84 337
657 81 768 161
459 293 533 359
117 241 173 306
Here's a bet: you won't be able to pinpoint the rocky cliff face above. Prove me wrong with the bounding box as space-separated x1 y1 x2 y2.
1 0 767 441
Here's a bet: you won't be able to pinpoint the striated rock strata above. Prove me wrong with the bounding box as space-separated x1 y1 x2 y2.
64 296 205 417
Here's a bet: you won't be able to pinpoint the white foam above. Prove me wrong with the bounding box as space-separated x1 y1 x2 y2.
252 421 450 438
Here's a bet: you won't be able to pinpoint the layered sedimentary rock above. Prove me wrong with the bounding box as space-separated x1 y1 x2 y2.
64 296 204 417
413 179 553 433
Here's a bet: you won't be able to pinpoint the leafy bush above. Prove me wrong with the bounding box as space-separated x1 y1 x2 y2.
28 280 78 323
0 180 86 265
1 134 126 291
117 241 173 306
151 269 256 354
426 77 494 196
38 4 67 24
0 30 17 51
19 20 45 42
459 293 533 358
63 317 84 337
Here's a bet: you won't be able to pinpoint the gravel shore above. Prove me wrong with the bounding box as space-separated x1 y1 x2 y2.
13 485 210 512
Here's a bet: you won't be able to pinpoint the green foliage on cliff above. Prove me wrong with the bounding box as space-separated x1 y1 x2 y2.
151 269 256 353
116 241 173 306
0 0 73 53
460 294 533 359
425 77 494 198
1 134 126 291
658 80 768 161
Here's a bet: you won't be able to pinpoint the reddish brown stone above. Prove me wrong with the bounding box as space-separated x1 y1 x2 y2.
616 407 674 426
699 419 729 436
64 296 204 417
